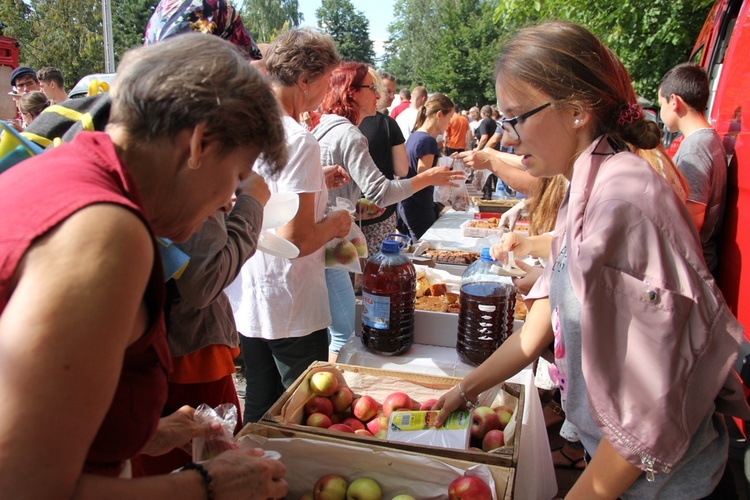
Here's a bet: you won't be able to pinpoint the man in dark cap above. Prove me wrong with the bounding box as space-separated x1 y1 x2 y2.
9 66 40 94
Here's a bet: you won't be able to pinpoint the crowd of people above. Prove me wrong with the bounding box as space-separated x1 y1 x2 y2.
0 0 746 498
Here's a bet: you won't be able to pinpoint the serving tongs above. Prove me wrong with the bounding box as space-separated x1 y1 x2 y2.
491 251 527 277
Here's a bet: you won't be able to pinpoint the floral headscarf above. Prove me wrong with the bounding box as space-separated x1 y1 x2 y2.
144 0 262 60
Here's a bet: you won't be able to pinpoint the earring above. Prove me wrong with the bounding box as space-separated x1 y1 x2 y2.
573 119 581 126
187 158 201 170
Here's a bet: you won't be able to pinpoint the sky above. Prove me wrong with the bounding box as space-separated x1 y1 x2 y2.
296 0 396 58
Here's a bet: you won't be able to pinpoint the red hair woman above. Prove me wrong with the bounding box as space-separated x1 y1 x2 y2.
312 61 463 360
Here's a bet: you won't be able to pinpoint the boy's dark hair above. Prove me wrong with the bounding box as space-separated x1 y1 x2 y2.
658 62 709 112
37 67 64 88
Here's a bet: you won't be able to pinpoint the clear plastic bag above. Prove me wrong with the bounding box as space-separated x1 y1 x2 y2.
192 403 240 461
325 198 367 273
451 182 471 212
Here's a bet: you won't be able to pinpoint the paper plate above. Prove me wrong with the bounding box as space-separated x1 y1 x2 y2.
257 230 300 259
262 192 299 230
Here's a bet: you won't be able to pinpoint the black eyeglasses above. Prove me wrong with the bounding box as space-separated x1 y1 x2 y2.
499 102 552 141
357 84 379 94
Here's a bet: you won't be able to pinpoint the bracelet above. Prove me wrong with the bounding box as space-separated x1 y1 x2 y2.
457 382 479 410
181 462 214 500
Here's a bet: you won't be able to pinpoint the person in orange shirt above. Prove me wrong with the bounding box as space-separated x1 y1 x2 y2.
444 105 472 156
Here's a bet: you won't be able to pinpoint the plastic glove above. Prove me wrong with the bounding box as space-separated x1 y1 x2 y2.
499 200 526 230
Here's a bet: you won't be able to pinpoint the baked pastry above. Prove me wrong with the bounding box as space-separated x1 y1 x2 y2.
514 294 528 321
415 296 449 312
426 283 447 297
416 277 430 298
424 249 479 265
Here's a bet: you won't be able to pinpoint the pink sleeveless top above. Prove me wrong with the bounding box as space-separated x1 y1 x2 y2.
0 131 171 476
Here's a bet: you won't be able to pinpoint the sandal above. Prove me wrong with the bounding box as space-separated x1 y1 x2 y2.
543 399 565 428
551 444 586 470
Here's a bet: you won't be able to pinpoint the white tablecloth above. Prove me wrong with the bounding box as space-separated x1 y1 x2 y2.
338 336 558 500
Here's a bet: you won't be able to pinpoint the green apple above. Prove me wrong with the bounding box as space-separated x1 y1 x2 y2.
392 496 416 500
346 477 382 500
314 474 348 500
310 371 339 397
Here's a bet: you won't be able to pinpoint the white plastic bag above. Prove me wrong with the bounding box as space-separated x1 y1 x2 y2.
325 198 367 273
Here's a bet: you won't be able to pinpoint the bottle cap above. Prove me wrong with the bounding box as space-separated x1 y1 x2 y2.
480 247 495 262
381 239 401 254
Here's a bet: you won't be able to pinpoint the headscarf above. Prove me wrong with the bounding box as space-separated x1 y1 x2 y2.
144 0 262 60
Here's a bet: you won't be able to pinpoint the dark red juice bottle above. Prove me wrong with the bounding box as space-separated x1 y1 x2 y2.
456 248 516 366
361 234 416 356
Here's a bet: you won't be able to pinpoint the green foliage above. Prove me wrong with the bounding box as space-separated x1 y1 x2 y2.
316 0 375 64
385 0 712 106
113 0 158 62
493 0 715 100
384 0 505 109
0 0 155 92
241 0 303 42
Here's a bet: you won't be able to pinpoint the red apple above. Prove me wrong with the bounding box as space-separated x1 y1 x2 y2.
354 429 374 437
328 423 356 433
382 392 413 417
482 429 505 451
471 406 500 441
448 476 493 500
305 396 334 417
330 413 343 425
310 371 339 397
333 239 358 265
351 395 379 421
342 417 366 431
420 398 438 411
314 474 348 500
351 236 368 258
331 387 354 413
306 412 333 428
494 405 513 430
346 477 382 500
364 412 389 438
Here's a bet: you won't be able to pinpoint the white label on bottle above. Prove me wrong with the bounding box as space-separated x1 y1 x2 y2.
477 304 497 312
362 291 391 329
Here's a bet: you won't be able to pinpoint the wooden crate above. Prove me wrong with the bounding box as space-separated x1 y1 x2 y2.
261 362 523 470
238 422 514 500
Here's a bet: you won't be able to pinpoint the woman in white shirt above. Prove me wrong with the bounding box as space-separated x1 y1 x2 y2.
231 28 352 424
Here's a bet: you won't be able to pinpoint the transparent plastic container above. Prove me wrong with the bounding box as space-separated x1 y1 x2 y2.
361 234 416 356
456 247 516 365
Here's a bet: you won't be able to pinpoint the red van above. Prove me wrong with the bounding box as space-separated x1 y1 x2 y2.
691 0 750 344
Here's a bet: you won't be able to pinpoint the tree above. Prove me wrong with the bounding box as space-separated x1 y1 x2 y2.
0 0 156 92
492 0 714 100
316 0 374 64
383 0 502 109
113 0 159 62
242 0 303 43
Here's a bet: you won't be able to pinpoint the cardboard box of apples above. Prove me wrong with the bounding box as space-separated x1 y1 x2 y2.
260 362 523 469
237 423 512 499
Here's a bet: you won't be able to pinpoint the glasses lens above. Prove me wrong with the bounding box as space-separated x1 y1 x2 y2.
501 121 518 141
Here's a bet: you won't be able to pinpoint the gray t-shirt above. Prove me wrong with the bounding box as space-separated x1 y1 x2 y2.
549 244 728 499
674 128 727 272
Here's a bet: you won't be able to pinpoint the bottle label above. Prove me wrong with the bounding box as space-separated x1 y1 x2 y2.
362 291 391 329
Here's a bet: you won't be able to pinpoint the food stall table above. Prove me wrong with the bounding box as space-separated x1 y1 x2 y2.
338 336 557 500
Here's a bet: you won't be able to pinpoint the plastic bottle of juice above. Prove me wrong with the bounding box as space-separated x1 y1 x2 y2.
361 234 415 356
456 248 516 365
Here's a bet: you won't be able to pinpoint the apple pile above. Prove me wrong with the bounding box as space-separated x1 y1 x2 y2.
303 370 514 454
298 474 385 500
303 371 437 439
469 405 513 452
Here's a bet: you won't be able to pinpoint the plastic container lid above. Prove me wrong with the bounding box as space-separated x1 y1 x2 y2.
381 239 401 254
479 247 495 262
